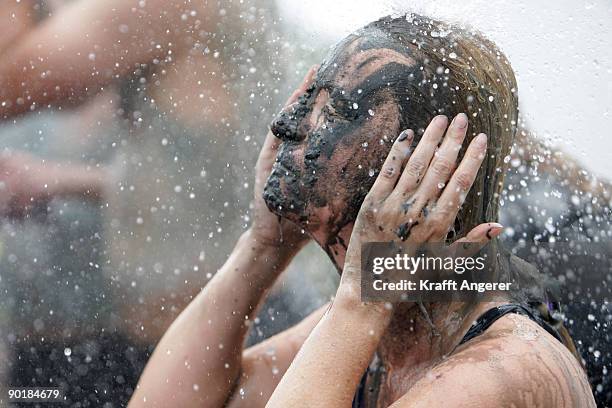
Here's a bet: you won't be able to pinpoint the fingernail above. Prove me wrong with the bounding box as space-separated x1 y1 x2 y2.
452 113 468 129
475 133 487 147
486 223 504 239
434 115 448 126
397 129 414 142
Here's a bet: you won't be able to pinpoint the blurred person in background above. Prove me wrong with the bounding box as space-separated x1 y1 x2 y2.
0 0 323 406
0 1 124 405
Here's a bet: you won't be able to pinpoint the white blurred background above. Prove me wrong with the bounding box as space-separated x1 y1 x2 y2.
277 0 612 175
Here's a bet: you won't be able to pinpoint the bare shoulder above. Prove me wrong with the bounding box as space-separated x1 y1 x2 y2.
391 313 595 408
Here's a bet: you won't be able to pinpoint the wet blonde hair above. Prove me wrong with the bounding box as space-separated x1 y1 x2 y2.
364 14 519 238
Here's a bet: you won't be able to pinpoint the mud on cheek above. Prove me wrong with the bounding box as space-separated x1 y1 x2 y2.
317 119 400 228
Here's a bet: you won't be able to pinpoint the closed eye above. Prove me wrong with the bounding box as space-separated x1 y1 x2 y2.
323 103 343 119
325 99 354 120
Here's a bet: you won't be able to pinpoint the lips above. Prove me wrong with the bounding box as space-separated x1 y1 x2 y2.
263 155 309 223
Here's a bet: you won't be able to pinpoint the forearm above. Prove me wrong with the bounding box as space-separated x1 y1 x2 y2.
46 164 109 202
0 0 35 55
130 230 293 408
0 0 216 119
266 292 392 408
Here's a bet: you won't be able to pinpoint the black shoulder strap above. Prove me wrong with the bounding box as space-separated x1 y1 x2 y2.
352 354 384 408
459 304 564 345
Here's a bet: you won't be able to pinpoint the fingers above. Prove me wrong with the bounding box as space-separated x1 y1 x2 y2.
367 129 414 199
415 113 469 203
256 131 281 176
427 133 488 240
459 222 504 243
450 222 504 256
391 115 448 197
359 112 494 249
285 64 319 106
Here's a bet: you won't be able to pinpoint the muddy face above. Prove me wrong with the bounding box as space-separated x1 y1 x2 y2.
263 27 425 247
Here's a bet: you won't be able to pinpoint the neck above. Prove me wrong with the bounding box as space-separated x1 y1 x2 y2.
375 301 486 404
313 224 504 404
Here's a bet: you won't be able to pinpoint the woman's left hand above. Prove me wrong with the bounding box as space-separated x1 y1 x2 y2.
340 113 503 296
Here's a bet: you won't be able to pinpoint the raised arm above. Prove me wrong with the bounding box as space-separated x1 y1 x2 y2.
266 114 493 407
0 0 217 119
129 229 302 408
129 67 318 408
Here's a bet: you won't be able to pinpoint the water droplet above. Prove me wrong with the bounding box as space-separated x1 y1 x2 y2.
352 102 359 110
64 347 72 357
368 109 375 116
571 195 581 206
449 52 457 59
368 169 375 177
487 353 503 368
510 315 539 341
488 96 494 102
437 182 445 189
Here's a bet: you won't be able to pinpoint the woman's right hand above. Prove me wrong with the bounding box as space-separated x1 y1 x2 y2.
249 66 318 258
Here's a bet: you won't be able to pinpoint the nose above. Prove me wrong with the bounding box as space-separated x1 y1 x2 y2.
270 101 310 142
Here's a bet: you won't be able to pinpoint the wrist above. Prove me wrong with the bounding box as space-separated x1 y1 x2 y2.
237 229 296 279
328 297 392 340
244 228 302 263
332 284 393 326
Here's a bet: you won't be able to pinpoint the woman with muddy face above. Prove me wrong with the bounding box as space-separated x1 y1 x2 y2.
264 15 516 268
131 15 595 408
264 15 594 408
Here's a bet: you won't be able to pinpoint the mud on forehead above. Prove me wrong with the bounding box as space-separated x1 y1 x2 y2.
318 31 417 94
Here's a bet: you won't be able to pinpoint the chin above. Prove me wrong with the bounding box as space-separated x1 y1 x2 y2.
263 173 308 225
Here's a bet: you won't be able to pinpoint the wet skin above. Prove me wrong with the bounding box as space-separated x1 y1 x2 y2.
262 23 595 408
264 31 436 259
